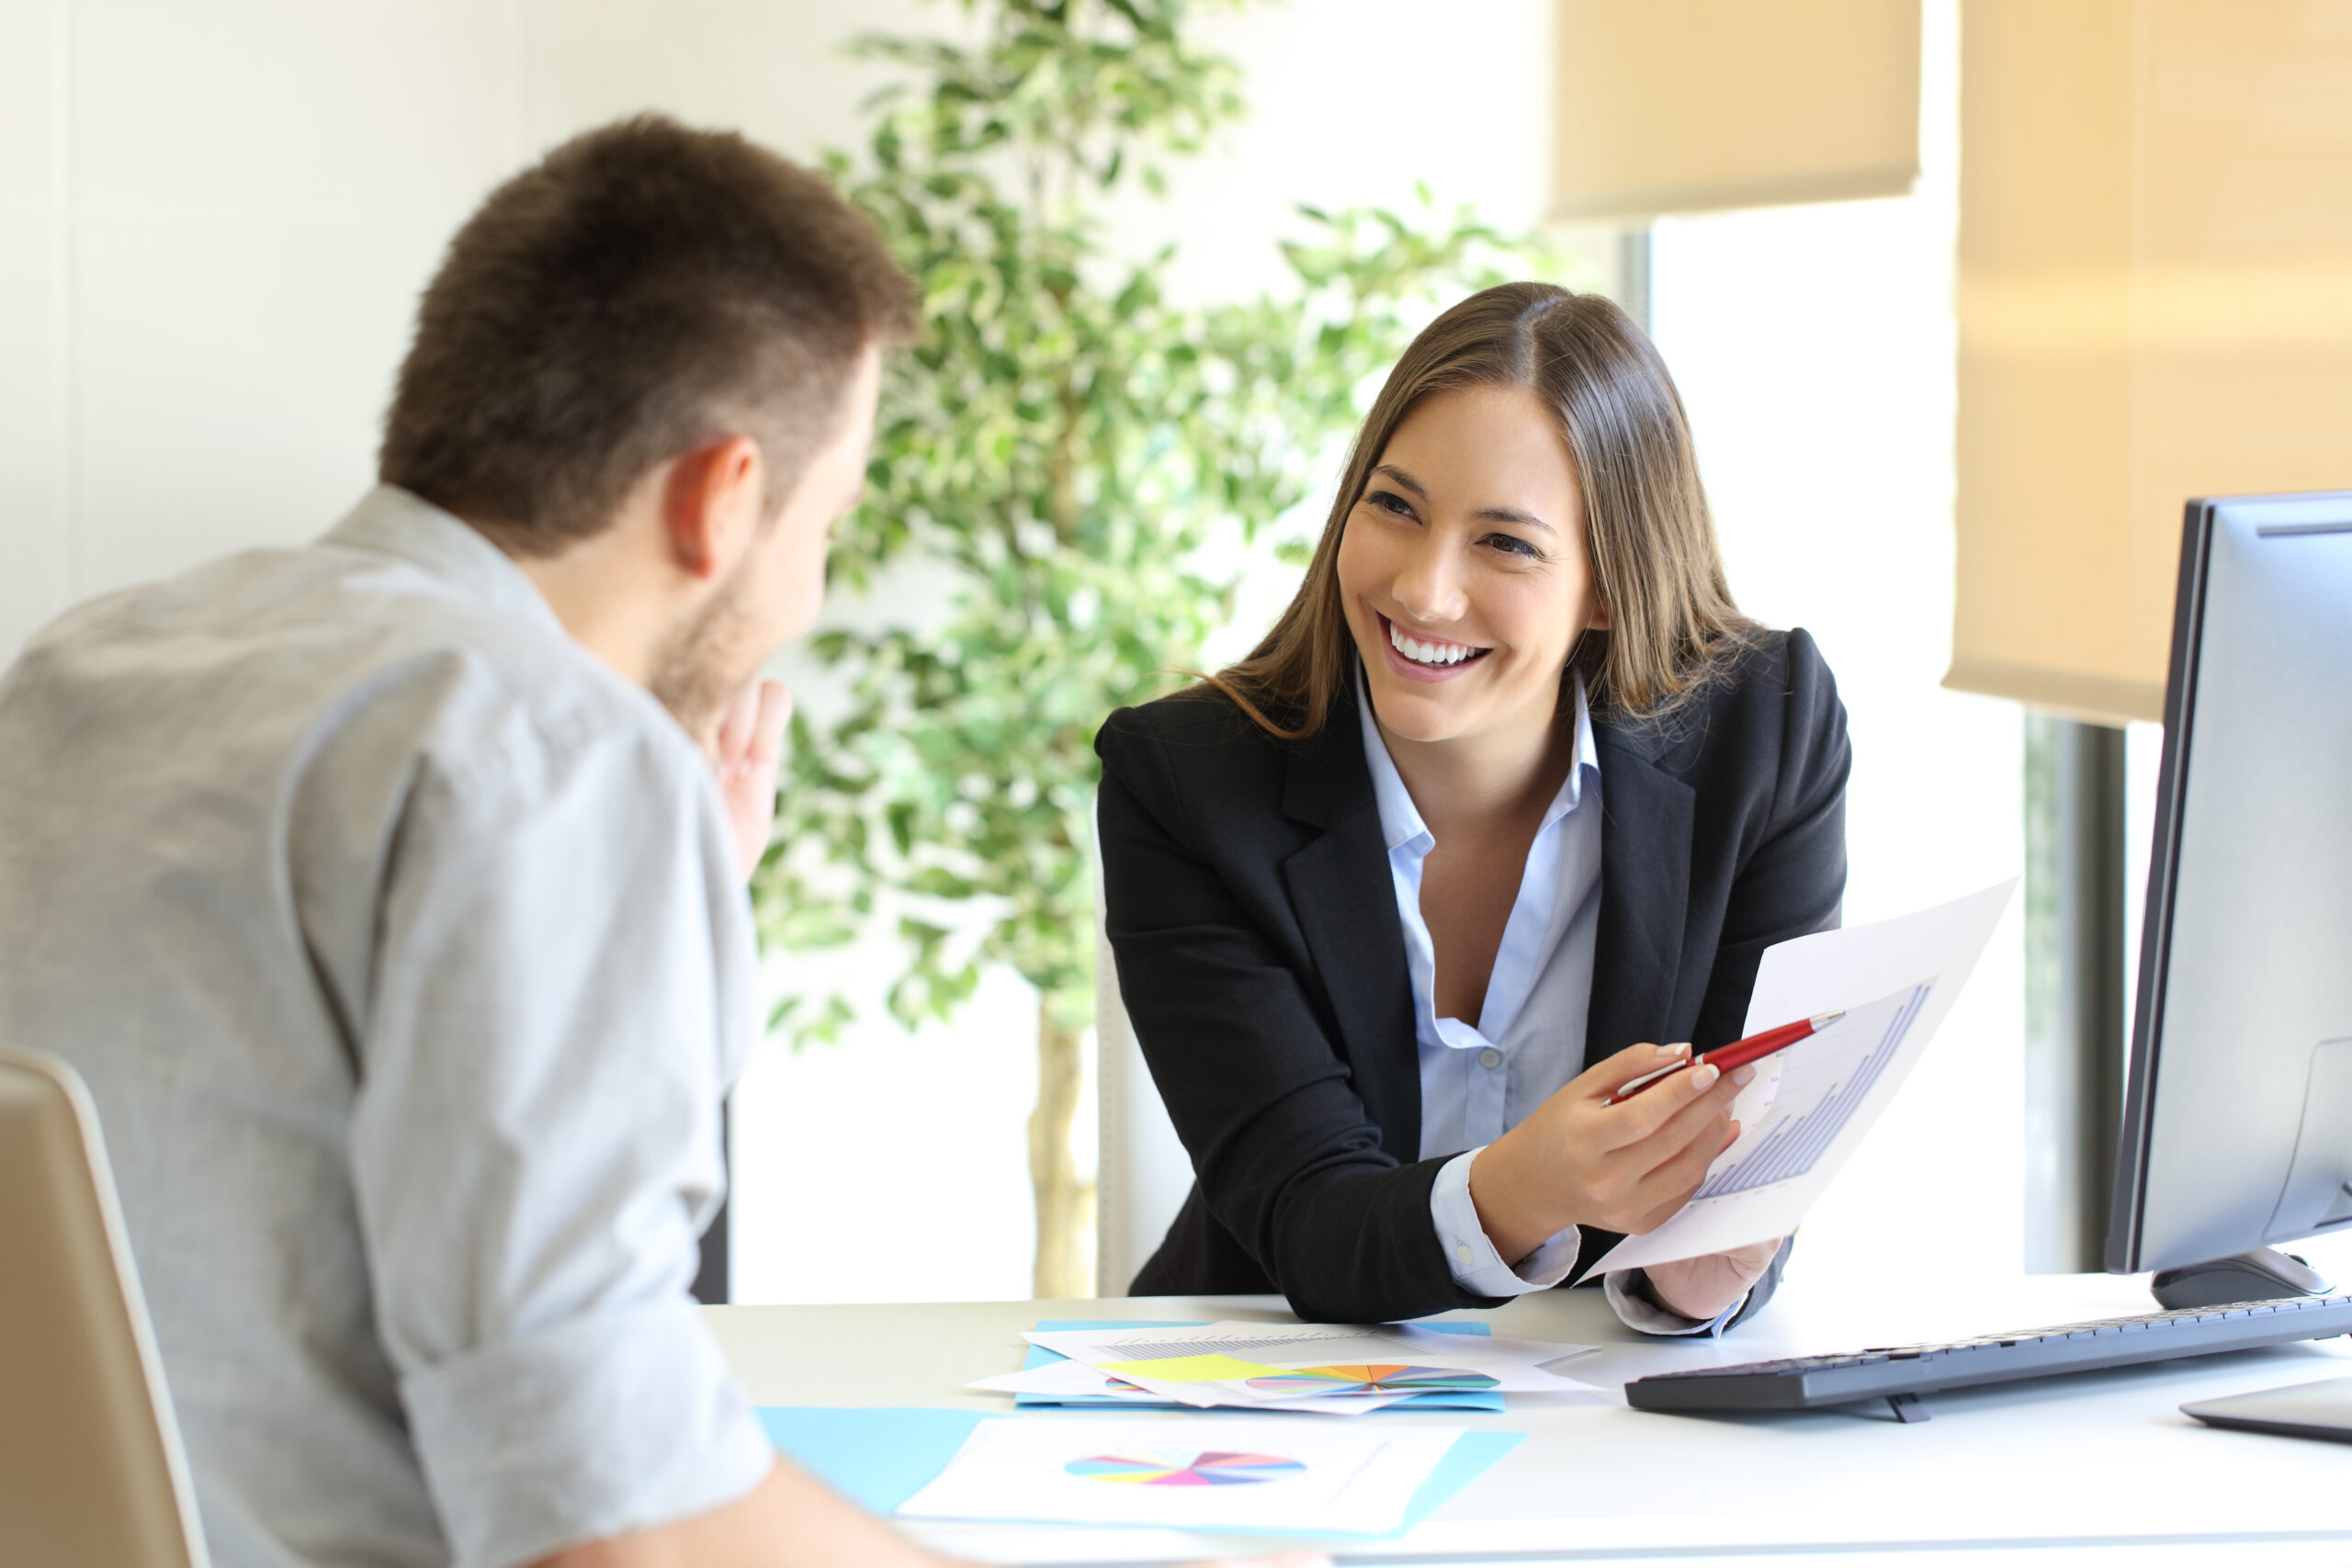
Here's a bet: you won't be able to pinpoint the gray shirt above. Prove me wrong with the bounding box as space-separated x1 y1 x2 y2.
0 488 774 1568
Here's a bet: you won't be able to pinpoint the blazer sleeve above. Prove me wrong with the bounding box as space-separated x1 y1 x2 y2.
1689 627 1853 1052
1095 713 1503 1324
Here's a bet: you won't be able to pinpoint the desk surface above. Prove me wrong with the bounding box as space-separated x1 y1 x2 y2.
705 1275 2352 1565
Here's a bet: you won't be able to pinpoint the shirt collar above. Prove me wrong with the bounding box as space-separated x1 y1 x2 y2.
319 485 567 632
1355 668 1600 855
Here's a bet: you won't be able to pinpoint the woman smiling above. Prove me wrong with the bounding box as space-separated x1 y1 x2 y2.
1093 282 1849 1328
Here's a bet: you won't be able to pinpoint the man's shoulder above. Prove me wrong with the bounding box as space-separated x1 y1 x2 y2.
339 575 684 784
11 519 703 817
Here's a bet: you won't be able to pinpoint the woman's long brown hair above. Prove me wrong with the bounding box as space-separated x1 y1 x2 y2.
1204 282 1756 739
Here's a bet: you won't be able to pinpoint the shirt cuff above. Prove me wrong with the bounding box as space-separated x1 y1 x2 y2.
401 1297 775 1568
1429 1147 1582 1296
1604 1269 1749 1337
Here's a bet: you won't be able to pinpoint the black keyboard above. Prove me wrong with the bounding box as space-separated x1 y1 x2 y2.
1624 1293 2352 1418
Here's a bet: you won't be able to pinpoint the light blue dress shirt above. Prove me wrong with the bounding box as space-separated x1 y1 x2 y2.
0 488 775 1568
1356 675 1740 1334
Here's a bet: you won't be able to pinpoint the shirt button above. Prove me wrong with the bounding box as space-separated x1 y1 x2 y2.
1478 1047 1503 1069
1455 1244 1476 1266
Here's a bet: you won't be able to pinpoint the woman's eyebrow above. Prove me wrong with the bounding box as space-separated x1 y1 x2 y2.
1373 464 1556 535
1475 504 1555 535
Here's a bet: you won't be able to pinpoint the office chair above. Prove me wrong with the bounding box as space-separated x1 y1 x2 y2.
1091 846 1193 1297
0 1043 210 1567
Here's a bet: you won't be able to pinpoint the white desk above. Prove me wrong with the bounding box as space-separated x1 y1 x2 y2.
706 1276 2352 1565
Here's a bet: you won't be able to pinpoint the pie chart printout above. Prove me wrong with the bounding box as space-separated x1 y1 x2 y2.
1244 1364 1501 1397
1066 1451 1307 1487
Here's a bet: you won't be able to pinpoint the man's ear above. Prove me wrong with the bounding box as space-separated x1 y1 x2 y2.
661 435 765 581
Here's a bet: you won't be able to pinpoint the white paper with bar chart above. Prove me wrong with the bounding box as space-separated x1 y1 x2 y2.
1594 880 2017 1274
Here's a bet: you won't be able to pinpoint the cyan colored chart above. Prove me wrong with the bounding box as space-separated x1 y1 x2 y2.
1067 1450 1307 1487
1244 1364 1500 1396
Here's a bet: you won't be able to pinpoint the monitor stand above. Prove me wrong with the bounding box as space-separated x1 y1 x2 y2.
2162 1247 2350 1446
2265 1038 2352 1241
2150 1247 2333 1310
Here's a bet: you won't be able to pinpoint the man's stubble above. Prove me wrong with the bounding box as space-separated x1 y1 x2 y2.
648 550 763 742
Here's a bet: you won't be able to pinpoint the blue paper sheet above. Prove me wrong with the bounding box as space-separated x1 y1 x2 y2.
755 1407 987 1515
1017 1318 1507 1413
757 1404 1525 1540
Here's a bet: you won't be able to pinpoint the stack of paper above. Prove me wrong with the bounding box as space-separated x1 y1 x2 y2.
984 1319 1515 1413
971 1319 1596 1416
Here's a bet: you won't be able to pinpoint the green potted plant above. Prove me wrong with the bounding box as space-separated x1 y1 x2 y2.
754 0 1550 1295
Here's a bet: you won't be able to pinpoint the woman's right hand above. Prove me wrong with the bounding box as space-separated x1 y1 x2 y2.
1465 1042 1752 1264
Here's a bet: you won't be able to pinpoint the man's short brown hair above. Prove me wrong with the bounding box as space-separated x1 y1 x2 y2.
380 115 916 552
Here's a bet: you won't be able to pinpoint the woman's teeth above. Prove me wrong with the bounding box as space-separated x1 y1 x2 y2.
1389 620 1486 667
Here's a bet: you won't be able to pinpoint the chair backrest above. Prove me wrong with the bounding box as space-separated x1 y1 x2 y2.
0 1044 209 1568
1091 848 1195 1297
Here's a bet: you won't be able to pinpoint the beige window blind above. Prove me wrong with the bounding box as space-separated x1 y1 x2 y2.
1950 0 2352 725
1551 0 1922 220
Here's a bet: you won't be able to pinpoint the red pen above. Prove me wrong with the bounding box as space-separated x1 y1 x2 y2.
1604 1010 1848 1104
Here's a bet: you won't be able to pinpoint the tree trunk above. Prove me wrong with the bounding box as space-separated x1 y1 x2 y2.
1029 1001 1096 1298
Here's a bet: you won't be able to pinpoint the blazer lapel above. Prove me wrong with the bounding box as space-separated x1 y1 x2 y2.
1588 718 1696 1066
1277 718 1419 1159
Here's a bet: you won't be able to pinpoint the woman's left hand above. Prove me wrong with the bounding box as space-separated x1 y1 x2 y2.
1643 1237 1786 1321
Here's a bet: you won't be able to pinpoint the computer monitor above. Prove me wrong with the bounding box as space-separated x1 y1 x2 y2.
2107 490 2352 1283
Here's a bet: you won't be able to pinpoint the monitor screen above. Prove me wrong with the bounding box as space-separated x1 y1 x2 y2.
2109 491 2352 1275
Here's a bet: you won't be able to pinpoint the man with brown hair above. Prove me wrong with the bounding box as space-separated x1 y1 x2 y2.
0 116 1319 1568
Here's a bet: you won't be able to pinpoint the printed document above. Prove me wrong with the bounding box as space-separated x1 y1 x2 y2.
1020 1320 1600 1410
1594 879 2017 1273
970 1356 1429 1414
896 1414 1463 1533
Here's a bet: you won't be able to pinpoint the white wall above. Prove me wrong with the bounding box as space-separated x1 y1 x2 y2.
0 0 957 664
0 0 1562 1304
0 0 1032 1306
50 0 2251 1311
1646 0 2034 1298
1101 0 1557 306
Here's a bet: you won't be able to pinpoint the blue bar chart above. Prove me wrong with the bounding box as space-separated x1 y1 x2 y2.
1690 983 1934 1201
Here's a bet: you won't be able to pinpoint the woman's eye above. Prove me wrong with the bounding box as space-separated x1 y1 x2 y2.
1365 490 1417 518
1484 532 1542 558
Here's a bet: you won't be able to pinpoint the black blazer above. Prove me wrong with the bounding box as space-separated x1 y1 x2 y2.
1094 629 1849 1325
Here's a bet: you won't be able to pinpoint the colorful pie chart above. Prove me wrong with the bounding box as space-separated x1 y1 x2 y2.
1066 1450 1306 1486
1243 1363 1500 1396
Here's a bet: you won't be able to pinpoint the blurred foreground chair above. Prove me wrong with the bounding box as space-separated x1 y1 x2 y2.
1092 852 1193 1298
0 1043 210 1567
